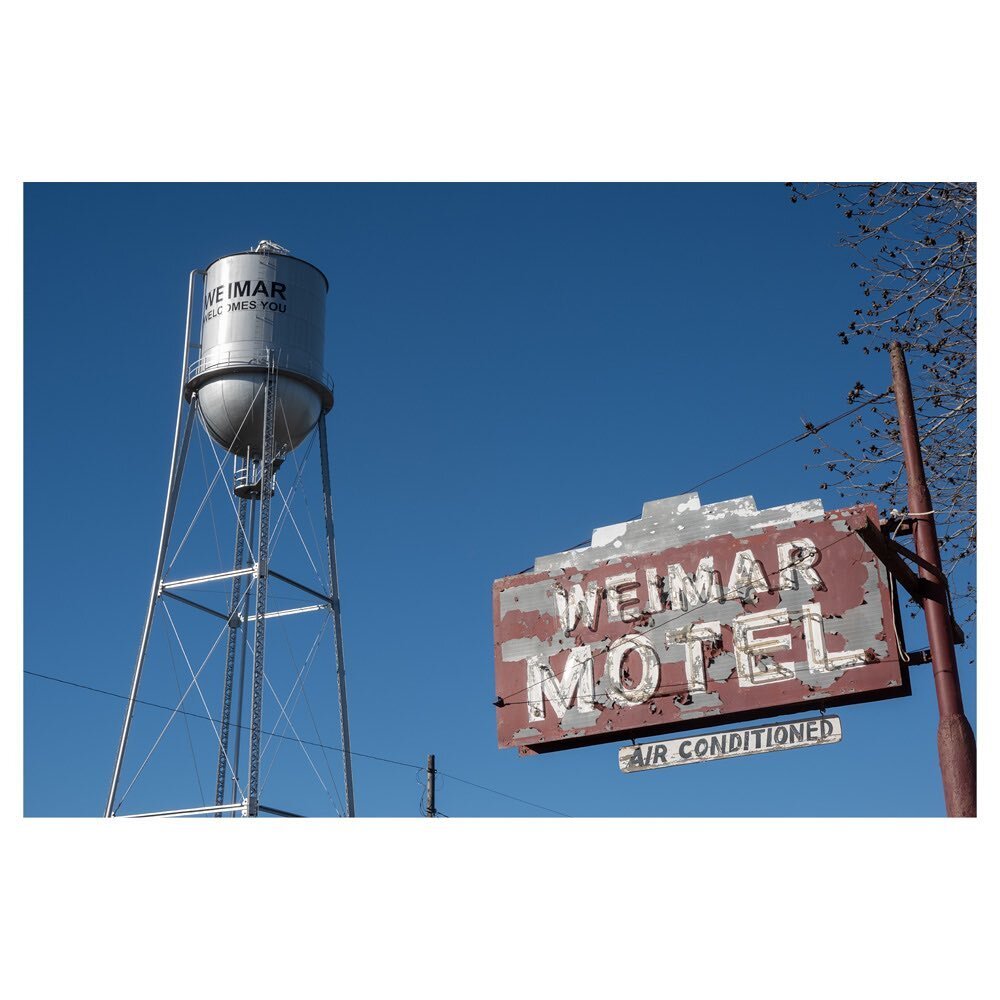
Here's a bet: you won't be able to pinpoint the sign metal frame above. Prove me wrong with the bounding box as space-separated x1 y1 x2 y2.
494 494 910 755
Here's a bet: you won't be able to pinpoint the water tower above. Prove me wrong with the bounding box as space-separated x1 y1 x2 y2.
105 241 356 818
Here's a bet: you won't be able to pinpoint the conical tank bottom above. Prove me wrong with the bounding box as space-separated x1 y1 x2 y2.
196 372 322 457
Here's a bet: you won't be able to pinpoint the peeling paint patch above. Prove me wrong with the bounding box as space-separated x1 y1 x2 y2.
499 579 555 619
592 522 628 547
533 492 825 573
560 707 602 731
677 691 723 719
495 497 907 754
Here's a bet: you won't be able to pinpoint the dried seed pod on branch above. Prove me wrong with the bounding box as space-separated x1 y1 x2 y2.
788 182 976 608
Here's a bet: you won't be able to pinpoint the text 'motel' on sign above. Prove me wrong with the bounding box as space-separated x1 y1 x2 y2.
493 493 908 754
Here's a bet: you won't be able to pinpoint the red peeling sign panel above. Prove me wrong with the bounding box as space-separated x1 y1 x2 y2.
493 495 907 754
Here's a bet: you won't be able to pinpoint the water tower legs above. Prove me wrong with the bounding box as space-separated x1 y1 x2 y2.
319 416 356 817
105 262 353 818
214 469 250 814
245 363 279 817
104 269 203 819
230 500 255 808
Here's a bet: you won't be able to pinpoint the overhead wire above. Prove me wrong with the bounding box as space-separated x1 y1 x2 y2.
432 771 569 817
298 677 346 817
63 389 906 818
149 403 327 806
163 612 207 804
496 527 859 709
25 670 567 818
261 668 339 812
258 617 333 798
514 390 895 575
162 601 244 801
113 403 334 813
496 391 914 733
684 389 893 495
114 576 253 811
416 768 426 816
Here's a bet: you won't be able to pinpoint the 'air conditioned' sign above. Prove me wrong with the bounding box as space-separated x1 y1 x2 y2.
493 493 906 754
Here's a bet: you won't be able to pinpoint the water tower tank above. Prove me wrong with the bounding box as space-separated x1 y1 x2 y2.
185 244 333 458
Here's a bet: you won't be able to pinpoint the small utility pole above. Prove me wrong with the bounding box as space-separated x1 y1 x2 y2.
890 341 977 816
426 754 436 817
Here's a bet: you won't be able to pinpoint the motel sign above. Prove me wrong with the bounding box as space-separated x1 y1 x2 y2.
493 493 907 753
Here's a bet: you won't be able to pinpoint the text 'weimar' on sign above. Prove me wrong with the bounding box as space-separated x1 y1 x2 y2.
493 493 906 754
619 715 843 772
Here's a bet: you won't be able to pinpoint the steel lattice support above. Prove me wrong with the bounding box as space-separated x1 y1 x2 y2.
105 268 204 818
215 466 250 810
319 416 356 816
230 498 256 808
106 251 352 820
246 362 278 816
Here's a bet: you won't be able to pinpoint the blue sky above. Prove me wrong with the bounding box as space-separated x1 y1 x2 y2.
23 182 976 817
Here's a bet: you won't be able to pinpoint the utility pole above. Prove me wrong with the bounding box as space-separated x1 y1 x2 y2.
890 341 977 817
426 754 436 817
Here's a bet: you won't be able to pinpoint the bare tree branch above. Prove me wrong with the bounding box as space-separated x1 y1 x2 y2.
789 182 976 614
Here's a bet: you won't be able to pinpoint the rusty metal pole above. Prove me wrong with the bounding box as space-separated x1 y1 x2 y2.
890 342 976 816
426 754 436 817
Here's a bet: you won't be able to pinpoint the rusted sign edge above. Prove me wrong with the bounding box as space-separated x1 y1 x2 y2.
502 508 911 754
518 681 906 754
494 497 912 755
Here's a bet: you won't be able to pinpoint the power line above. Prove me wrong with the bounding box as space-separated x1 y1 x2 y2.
24 669 566 818
496 528 858 708
496 394 904 714
32 395 897 819
434 771 569 817
515 390 894 575
683 390 893 494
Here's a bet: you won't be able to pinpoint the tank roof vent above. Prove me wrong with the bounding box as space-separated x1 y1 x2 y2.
252 239 290 255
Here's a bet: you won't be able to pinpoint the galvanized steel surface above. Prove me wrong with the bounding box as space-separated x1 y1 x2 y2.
187 250 331 457
493 493 906 753
196 373 323 458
